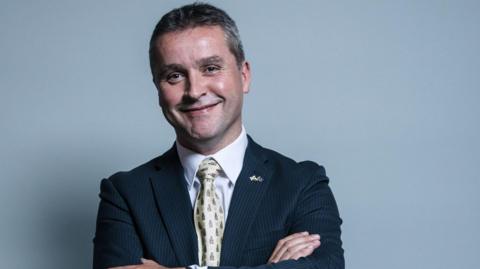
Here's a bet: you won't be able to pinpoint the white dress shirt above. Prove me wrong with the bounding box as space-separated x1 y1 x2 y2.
175 126 248 269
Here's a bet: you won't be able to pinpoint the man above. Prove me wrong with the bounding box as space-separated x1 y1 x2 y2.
93 3 343 269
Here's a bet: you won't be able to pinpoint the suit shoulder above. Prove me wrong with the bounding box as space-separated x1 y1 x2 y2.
104 154 162 188
259 145 328 181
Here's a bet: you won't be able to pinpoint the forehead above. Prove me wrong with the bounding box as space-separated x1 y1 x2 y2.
153 26 232 65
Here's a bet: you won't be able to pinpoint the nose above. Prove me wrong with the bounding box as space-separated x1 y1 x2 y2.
185 71 206 99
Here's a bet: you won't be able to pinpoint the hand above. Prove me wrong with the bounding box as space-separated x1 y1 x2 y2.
108 258 185 269
268 231 321 264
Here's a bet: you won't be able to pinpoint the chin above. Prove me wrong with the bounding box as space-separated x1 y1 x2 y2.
190 129 219 142
189 120 219 135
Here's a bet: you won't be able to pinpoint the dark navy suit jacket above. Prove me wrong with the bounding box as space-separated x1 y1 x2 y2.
93 137 344 269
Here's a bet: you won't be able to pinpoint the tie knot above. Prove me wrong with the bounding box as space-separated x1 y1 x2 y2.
196 157 222 183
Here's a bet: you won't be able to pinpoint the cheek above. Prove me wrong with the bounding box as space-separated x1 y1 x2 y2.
209 74 240 98
159 88 182 108
209 78 226 93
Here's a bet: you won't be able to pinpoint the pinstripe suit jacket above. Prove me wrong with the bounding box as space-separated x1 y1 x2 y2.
93 137 344 269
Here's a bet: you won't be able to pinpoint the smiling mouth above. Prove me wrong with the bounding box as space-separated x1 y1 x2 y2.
180 102 221 113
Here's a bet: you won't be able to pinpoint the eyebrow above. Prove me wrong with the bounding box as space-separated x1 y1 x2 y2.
195 55 224 67
156 55 225 78
156 63 184 78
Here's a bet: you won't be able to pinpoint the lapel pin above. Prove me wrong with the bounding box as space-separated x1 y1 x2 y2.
249 175 264 182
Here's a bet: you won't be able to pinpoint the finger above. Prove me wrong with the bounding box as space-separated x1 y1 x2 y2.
291 245 315 260
272 234 320 262
275 234 319 261
269 232 308 263
270 235 311 263
108 266 139 269
279 238 320 261
284 238 320 259
268 232 308 263
270 231 308 258
270 235 309 263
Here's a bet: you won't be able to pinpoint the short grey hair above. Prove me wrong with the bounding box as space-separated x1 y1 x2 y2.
149 3 245 73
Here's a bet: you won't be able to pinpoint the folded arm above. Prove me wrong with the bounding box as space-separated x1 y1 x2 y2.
93 178 144 269
95 163 343 269
109 232 321 269
210 163 344 269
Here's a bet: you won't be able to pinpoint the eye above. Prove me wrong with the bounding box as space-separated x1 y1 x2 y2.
166 72 185 84
203 65 221 74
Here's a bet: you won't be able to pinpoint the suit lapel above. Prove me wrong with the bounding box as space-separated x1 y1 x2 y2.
149 146 198 265
220 137 273 265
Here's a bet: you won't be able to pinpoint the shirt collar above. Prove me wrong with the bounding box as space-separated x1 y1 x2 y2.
176 126 248 189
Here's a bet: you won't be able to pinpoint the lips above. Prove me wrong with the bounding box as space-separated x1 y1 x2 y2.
180 101 221 114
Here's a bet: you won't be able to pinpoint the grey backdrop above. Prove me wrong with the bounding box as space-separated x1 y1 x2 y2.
1 0 479 268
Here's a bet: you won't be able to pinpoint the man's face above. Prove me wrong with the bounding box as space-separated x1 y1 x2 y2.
152 26 251 152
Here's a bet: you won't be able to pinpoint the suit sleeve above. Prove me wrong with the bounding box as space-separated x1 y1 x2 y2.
210 162 344 269
93 177 143 269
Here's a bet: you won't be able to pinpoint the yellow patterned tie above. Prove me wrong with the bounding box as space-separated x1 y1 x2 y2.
194 157 225 266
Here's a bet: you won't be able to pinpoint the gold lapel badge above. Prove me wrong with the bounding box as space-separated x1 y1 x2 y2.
249 175 264 182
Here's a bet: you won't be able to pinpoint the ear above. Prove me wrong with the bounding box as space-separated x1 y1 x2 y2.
153 77 160 91
152 77 164 107
240 61 251 94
